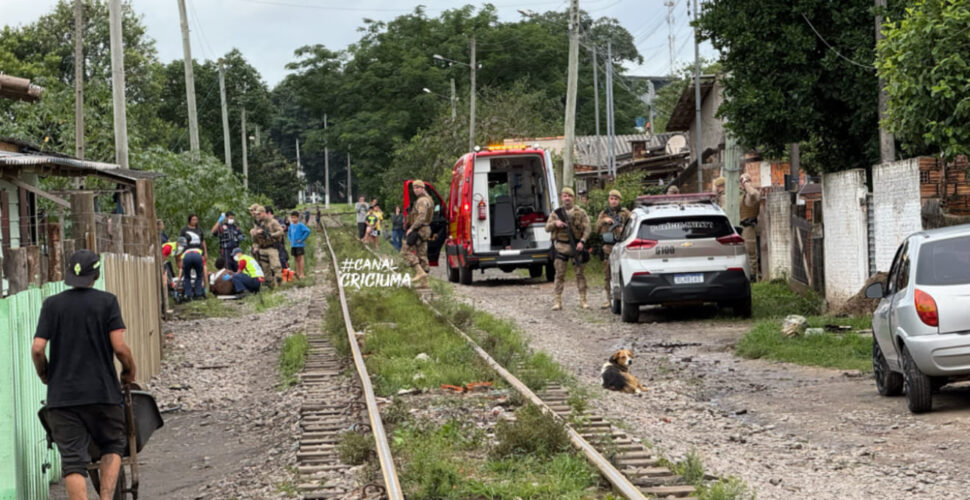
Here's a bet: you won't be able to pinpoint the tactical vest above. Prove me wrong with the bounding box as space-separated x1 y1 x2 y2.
740 197 759 220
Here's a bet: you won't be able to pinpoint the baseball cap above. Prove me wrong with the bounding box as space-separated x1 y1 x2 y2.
65 249 101 287
232 247 243 257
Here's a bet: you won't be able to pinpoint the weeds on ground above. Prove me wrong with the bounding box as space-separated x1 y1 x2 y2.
178 296 231 318
673 450 706 486
736 315 872 371
382 397 410 424
699 477 754 500
491 404 570 459
244 290 288 312
750 279 824 319
337 431 375 465
278 333 309 388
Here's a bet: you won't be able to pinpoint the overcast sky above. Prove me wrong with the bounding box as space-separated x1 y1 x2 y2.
4 0 718 86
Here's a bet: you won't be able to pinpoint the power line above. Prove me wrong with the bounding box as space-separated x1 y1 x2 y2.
800 13 872 70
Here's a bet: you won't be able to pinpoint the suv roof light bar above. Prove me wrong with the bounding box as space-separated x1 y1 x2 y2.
635 192 718 207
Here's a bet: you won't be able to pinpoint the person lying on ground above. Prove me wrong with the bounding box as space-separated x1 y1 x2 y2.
209 257 237 296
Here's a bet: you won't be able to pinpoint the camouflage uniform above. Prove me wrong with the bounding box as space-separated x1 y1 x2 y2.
595 204 632 304
740 183 761 281
545 203 591 306
253 216 285 286
402 191 434 274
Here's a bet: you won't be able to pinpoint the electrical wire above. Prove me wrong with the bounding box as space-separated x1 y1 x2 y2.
800 13 873 70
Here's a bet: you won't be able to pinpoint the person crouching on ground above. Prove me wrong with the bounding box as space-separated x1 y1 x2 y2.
288 211 311 279
32 250 136 500
231 247 263 295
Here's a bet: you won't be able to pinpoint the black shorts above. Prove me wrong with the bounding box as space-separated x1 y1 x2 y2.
291 246 305 257
47 404 126 477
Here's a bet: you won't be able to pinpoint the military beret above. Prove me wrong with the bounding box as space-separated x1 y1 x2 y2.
412 180 425 188
561 187 576 197
608 189 622 199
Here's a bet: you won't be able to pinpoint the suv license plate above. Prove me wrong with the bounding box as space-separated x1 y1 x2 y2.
673 273 704 285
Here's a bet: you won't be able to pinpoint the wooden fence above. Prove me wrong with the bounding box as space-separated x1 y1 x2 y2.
102 253 163 383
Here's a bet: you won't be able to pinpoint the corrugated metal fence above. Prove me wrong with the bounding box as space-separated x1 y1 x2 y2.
0 253 162 500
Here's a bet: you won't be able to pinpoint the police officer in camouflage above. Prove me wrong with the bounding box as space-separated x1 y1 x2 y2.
545 187 591 310
402 180 434 288
249 203 285 287
595 189 632 309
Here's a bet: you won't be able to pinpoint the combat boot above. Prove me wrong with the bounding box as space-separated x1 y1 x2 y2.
580 292 588 310
413 267 428 287
552 294 563 311
601 292 611 309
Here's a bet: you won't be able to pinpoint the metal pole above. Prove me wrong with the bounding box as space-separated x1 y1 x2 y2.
875 0 895 163
606 42 616 179
296 138 303 203
241 108 248 189
591 45 602 177
450 78 457 120
177 0 200 156
346 152 352 205
693 0 703 192
724 132 741 226
468 36 477 152
74 0 84 161
562 0 580 188
218 60 231 168
324 113 331 208
108 0 129 168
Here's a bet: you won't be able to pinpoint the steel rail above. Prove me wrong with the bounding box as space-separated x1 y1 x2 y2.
323 214 647 500
320 222 404 500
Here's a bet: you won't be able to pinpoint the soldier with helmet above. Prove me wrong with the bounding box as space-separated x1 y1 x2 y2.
402 180 434 288
248 203 285 287
545 187 591 310
595 189 632 309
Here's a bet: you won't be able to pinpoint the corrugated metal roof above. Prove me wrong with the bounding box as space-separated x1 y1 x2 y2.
0 150 162 183
666 75 717 132
574 134 674 166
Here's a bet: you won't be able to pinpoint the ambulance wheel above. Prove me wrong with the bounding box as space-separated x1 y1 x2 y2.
545 263 555 282
528 265 543 279
447 262 459 283
459 265 473 285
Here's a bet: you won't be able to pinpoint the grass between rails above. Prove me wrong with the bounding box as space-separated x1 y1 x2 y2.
322 222 611 499
279 333 309 388
736 280 872 371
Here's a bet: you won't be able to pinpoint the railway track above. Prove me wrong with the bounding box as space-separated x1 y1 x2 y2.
315 215 702 499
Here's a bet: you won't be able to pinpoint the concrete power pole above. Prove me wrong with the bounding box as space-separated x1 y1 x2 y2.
591 45 602 176
606 41 615 178
324 114 330 208
692 0 703 192
346 152 352 205
875 0 895 163
108 0 129 168
218 60 231 167
177 0 200 156
296 138 303 203
74 0 84 161
562 0 580 189
241 108 248 189
450 78 457 120
468 36 477 152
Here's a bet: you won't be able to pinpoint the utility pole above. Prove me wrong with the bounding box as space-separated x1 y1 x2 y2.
255 125 261 148
74 0 84 161
606 41 616 178
665 0 676 75
218 60 231 168
562 0 580 188
296 138 303 203
177 0 200 156
450 78 457 120
346 152 352 205
692 0 703 192
108 0 129 168
241 108 248 189
324 114 331 208
468 36 477 152
591 45 602 177
875 0 895 163
647 80 656 134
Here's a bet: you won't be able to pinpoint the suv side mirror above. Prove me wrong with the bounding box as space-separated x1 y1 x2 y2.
865 282 885 299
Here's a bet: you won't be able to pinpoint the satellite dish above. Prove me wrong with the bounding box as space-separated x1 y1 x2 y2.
665 134 687 155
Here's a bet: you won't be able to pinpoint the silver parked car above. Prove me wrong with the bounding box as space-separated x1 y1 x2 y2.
867 224 970 413
608 193 752 323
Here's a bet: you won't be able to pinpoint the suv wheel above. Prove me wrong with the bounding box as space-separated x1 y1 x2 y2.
528 265 543 279
872 339 903 396
733 297 752 318
621 298 639 323
610 298 621 315
458 265 473 285
901 345 932 413
447 262 459 283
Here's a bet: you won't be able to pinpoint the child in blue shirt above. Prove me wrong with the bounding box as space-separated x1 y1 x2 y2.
288 211 311 279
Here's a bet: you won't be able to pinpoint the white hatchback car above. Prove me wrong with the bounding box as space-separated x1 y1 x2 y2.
608 193 752 323
867 224 970 413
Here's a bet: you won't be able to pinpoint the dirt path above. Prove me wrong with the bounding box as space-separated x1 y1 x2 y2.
51 280 324 499
441 267 970 499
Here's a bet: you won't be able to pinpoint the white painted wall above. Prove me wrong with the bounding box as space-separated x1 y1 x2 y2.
872 159 922 272
822 169 870 305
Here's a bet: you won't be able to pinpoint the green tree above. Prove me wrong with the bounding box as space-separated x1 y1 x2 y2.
696 0 905 172
247 144 303 209
877 0 970 158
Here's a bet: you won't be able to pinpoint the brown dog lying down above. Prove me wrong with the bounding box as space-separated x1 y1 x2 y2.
601 349 648 394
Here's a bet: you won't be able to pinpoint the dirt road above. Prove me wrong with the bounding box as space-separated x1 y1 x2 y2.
442 268 970 499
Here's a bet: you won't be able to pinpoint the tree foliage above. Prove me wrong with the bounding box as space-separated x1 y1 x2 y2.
696 0 904 172
877 0 970 158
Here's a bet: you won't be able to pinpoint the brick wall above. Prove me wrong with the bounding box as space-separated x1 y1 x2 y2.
764 191 792 280
872 159 922 272
822 169 869 305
